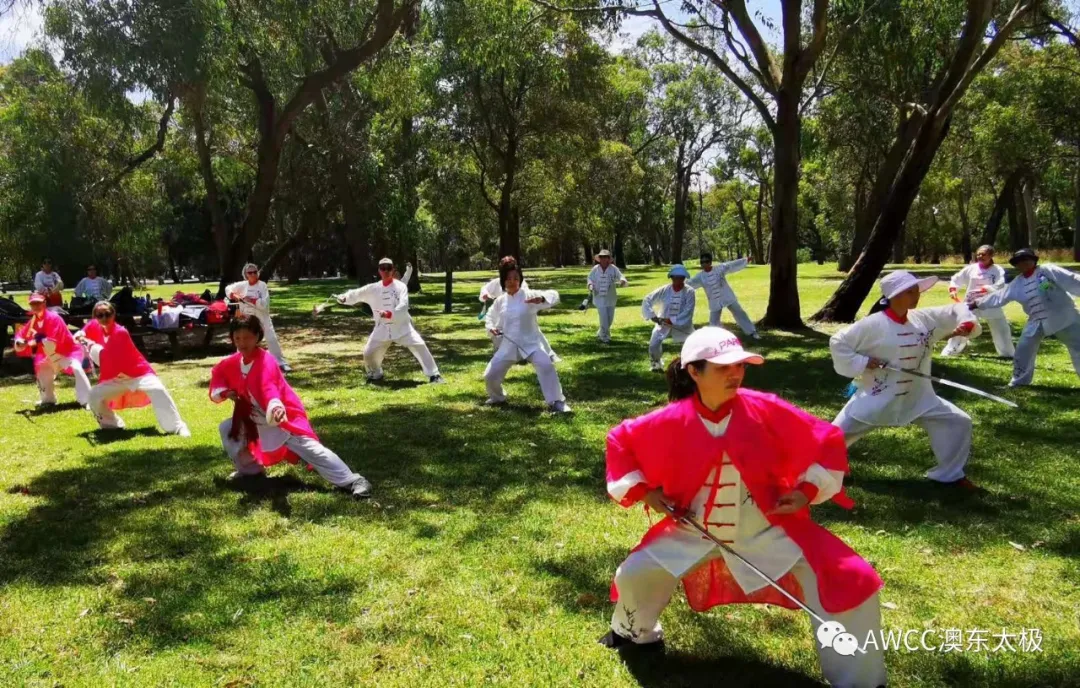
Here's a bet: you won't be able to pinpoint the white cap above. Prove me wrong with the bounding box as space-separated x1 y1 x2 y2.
880 270 938 300
680 327 764 367
378 257 394 267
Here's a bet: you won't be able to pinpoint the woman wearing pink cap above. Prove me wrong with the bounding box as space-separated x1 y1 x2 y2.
601 327 886 687
14 291 91 407
75 301 190 436
829 271 980 489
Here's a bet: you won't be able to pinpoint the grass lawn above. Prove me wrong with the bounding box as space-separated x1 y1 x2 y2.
1 262 1078 687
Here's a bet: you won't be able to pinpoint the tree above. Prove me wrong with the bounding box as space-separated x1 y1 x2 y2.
814 0 1041 322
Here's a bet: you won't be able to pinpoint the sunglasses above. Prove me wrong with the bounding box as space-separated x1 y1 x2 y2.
245 271 258 275
94 311 113 320
378 266 393 271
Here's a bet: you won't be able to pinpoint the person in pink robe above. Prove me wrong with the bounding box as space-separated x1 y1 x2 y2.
75 301 189 436
209 314 372 498
601 327 887 688
14 291 91 407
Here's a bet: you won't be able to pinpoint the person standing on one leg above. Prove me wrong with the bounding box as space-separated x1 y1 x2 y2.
337 257 444 384
14 292 91 408
76 301 190 436
971 248 1080 387
830 270 981 489
942 245 1014 359
209 314 372 498
688 252 758 339
601 327 886 688
587 250 627 344
480 256 560 362
227 263 291 373
642 265 696 372
483 262 571 413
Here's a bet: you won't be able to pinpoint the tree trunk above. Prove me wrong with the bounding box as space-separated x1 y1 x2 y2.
444 268 453 314
614 229 626 269
1074 161 1080 261
671 169 689 263
956 187 972 262
581 239 592 265
763 87 803 329
734 197 759 264
812 115 951 322
980 171 1020 247
261 227 309 279
1021 176 1037 249
1007 185 1023 252
498 140 520 261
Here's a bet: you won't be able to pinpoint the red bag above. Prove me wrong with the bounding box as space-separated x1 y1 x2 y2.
207 300 229 324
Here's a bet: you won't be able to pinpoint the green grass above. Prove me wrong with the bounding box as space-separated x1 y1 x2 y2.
1 263 1078 687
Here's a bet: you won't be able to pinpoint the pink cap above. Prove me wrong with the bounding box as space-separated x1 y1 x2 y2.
28 292 47 304
680 327 764 367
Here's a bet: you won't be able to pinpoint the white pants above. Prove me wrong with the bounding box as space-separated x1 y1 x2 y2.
834 398 971 483
484 350 564 404
258 314 288 367
611 550 886 687
942 317 1014 358
1010 321 1080 386
648 326 691 362
596 305 616 342
37 356 91 406
709 302 757 336
489 330 557 360
364 331 440 378
90 374 188 434
218 419 360 488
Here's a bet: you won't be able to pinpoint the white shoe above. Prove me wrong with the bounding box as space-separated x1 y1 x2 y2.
650 360 663 372
281 363 293 373
175 425 191 438
485 398 507 406
550 353 562 364
549 401 572 414
36 400 56 408
750 332 761 340
366 373 384 382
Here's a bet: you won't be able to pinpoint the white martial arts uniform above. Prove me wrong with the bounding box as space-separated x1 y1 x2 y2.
830 305 980 483
226 279 288 368
974 263 1080 386
340 278 440 379
480 277 558 360
688 259 757 335
587 264 627 342
942 263 1014 358
483 288 565 405
610 412 885 687
211 362 361 487
642 284 696 364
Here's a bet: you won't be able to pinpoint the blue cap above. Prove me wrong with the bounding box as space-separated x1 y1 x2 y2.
668 264 690 279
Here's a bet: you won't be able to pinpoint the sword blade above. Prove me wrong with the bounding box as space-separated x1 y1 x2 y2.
884 366 1017 408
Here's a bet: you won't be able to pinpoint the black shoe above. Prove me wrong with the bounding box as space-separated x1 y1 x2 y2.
597 630 664 653
429 375 445 384
350 476 373 499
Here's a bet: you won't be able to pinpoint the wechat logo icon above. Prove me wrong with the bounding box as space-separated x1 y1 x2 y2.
817 620 860 657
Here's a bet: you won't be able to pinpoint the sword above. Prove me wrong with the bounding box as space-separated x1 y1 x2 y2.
883 365 1017 408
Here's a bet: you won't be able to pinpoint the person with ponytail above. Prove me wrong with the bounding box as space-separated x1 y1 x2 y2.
601 327 886 687
209 314 372 499
830 270 981 489
941 245 1015 358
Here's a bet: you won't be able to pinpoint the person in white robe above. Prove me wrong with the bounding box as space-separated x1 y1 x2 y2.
479 257 559 362
484 263 570 413
226 263 291 372
337 257 443 384
587 249 628 343
642 265 696 371
73 264 112 302
971 248 1080 387
941 245 1014 358
687 251 758 339
830 270 982 489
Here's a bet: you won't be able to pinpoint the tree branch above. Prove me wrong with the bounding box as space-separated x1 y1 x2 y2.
91 96 176 195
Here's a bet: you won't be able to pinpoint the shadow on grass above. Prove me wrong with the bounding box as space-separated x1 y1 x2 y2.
78 426 169 445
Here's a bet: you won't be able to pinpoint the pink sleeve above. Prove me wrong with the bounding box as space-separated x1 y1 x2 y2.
605 421 649 507
257 360 288 408
209 363 230 403
764 395 854 508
